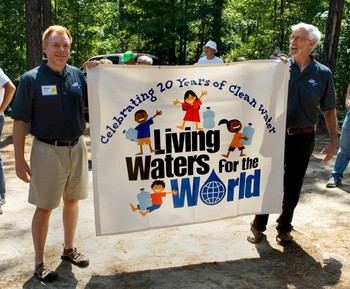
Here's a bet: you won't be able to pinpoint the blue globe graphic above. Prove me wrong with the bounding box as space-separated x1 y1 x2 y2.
200 180 226 205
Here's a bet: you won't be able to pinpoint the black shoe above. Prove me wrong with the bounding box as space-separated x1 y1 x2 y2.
61 247 89 268
276 231 293 245
34 263 58 282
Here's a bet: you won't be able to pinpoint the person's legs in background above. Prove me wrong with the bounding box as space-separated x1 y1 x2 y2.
0 114 5 214
327 111 350 187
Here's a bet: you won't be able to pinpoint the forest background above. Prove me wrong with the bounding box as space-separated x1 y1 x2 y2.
0 0 350 116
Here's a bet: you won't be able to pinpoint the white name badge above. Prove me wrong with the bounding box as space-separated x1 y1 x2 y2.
41 85 57 96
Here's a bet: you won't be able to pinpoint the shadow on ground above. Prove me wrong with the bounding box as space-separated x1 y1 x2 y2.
21 240 342 289
86 241 342 289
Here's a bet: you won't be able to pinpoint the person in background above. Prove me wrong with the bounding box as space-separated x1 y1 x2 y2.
123 51 136 65
247 22 338 245
137 55 153 65
312 52 320 61
99 58 112 64
196 40 224 64
326 83 350 188
11 25 89 282
0 68 16 214
236 57 246 62
269 49 288 59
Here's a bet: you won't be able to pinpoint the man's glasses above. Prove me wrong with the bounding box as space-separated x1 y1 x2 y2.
290 36 310 42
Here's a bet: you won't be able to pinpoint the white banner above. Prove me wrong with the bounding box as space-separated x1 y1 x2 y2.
87 60 289 236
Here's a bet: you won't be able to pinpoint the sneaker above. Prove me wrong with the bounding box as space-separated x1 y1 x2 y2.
276 231 293 245
326 177 342 188
34 262 58 282
247 226 265 243
61 247 89 268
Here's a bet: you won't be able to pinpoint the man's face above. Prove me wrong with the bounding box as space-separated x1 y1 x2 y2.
125 58 136 65
289 28 314 57
204 46 216 59
42 32 71 71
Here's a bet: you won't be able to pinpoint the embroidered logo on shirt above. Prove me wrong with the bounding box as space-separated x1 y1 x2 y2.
308 79 318 87
72 82 82 89
42 85 57 95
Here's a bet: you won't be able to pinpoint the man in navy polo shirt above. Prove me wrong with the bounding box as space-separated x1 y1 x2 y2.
247 23 338 245
12 25 89 282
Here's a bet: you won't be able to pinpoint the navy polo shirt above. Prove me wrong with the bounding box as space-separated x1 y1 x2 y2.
11 61 87 141
287 56 336 128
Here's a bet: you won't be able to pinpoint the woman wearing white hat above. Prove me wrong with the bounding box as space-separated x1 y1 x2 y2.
196 40 224 64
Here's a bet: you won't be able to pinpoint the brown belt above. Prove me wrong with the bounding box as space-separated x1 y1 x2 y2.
286 127 314 135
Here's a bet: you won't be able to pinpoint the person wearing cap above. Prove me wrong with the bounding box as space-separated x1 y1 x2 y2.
196 40 224 64
123 51 136 65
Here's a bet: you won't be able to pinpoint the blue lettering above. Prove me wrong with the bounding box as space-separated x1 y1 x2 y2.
171 177 200 208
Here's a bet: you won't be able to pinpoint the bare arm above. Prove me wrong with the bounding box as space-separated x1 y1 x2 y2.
13 120 31 183
345 83 350 110
320 108 338 163
0 81 16 114
152 110 162 118
199 90 208 99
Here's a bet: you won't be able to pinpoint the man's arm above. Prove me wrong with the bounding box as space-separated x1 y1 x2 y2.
13 120 31 183
321 108 338 163
0 80 16 114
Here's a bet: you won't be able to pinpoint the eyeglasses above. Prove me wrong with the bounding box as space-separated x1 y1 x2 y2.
290 36 310 42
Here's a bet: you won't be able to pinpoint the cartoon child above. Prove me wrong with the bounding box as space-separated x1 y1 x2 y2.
219 118 248 158
173 90 207 130
134 109 162 155
130 180 177 217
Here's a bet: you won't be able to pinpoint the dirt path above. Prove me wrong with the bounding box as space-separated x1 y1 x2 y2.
0 117 349 288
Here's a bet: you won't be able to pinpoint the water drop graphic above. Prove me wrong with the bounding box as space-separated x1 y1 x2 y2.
200 170 226 205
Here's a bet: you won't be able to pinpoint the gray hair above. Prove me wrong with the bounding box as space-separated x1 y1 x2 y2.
137 55 153 65
291 23 322 49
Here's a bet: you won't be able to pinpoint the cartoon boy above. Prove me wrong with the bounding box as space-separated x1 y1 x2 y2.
134 109 162 155
219 118 248 158
130 180 177 217
173 90 207 130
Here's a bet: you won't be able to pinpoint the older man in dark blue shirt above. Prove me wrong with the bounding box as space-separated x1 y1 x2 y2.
247 22 338 245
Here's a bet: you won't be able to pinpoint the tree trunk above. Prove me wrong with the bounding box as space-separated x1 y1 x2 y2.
169 0 177 64
212 0 225 55
25 0 42 70
322 0 345 72
279 0 285 51
41 0 52 30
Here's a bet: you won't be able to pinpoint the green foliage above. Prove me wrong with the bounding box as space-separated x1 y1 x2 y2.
334 1 350 118
0 0 26 80
53 0 121 67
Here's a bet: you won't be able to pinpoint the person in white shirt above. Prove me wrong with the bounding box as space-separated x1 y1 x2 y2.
0 68 16 214
196 40 224 64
